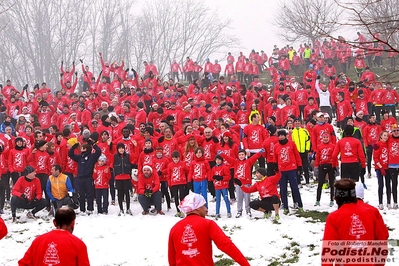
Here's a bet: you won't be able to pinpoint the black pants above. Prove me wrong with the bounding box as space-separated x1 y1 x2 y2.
385 105 396 119
138 191 162 212
374 105 383 122
249 195 280 212
208 161 216 197
316 164 335 201
387 168 399 204
171 72 179 82
11 196 47 217
160 181 171 209
36 173 49 207
109 169 115 201
300 153 310 184
366 145 373 174
0 173 10 209
11 172 23 186
341 162 360 181
237 72 244 83
171 184 186 212
95 188 109 213
267 162 278 177
186 71 193 83
228 168 236 200
75 177 94 212
116 179 132 211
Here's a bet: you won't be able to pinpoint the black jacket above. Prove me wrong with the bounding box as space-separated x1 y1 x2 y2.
113 153 133 176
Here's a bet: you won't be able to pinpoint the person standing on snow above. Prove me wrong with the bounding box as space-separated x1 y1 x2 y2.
168 193 250 266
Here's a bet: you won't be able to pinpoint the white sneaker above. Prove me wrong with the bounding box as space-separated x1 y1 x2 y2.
387 204 392 210
246 211 252 218
235 212 242 218
210 197 216 203
87 211 93 216
393 203 398 210
126 209 133 216
378 204 384 210
227 213 232 218
133 194 138 202
118 210 124 216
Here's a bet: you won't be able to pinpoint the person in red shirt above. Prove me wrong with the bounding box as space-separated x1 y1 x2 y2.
314 133 338 207
333 125 366 181
373 130 390 210
138 165 163 215
212 59 221 80
168 193 250 266
19 206 90 266
93 154 111 214
322 179 389 266
236 167 281 221
11 166 47 222
167 151 189 218
273 130 304 214
380 109 397 132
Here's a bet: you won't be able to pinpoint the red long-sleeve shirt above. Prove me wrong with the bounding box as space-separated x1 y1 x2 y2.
273 140 302 171
93 164 111 189
8 148 29 173
373 140 388 170
241 172 281 198
12 176 42 201
168 214 250 266
28 150 51 174
138 172 160 195
211 163 230 190
242 124 269 150
315 142 338 167
222 153 262 185
188 157 211 182
167 161 188 186
18 229 90 266
332 137 366 168
322 202 388 266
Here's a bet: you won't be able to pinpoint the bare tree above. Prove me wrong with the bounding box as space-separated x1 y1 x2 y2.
131 0 239 78
274 0 343 44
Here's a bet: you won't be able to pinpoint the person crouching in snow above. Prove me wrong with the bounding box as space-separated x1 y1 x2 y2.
234 168 281 220
93 154 111 214
220 149 264 218
138 165 164 215
212 154 232 218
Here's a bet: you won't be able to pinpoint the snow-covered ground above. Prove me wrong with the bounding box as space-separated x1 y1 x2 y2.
1 174 398 265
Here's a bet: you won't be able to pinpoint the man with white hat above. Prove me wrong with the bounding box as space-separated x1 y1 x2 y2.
168 193 250 266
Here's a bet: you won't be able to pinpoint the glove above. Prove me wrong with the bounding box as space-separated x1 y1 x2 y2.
372 143 379 150
72 61 75 65
72 143 79 149
361 168 366 176
157 170 162 176
21 194 27 200
213 175 223 181
79 59 83 63
144 189 152 198
313 167 319 178
125 68 129 72
234 178 242 186
60 73 63 77
297 166 303 175
381 168 386 176
260 148 265 153
186 181 193 190
217 150 222 155
316 75 320 80
30 198 38 204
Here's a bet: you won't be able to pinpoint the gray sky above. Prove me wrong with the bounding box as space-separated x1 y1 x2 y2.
203 0 281 58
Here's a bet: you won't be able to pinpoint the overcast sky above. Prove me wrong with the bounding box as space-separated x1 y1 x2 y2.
202 0 281 56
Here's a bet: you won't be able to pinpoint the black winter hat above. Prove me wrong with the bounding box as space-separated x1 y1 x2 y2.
267 125 277 136
256 168 267 177
215 155 224 161
35 140 47 149
277 130 287 137
24 165 35 175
